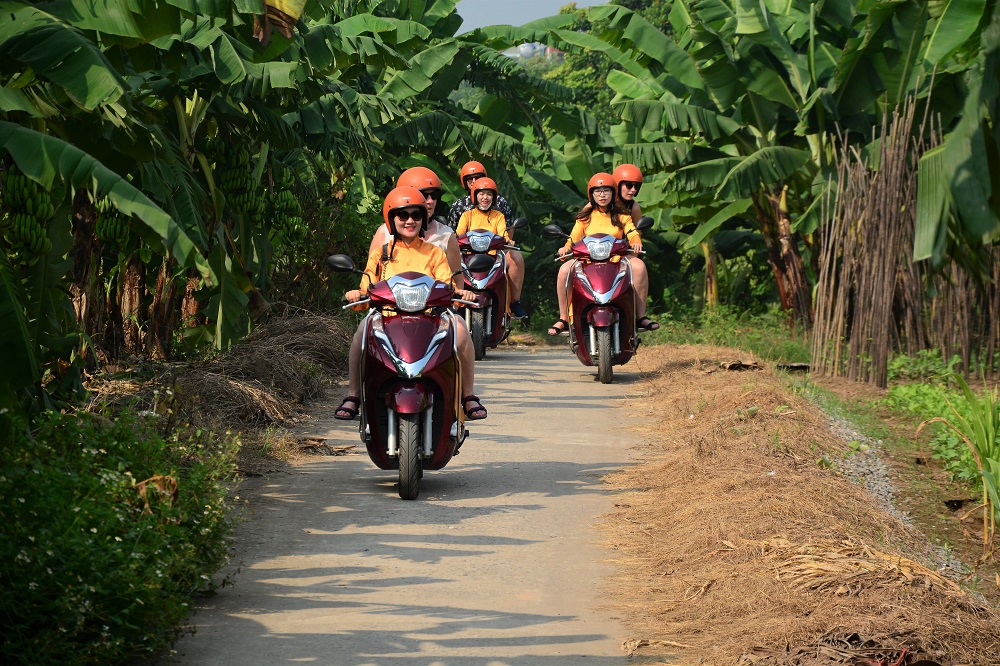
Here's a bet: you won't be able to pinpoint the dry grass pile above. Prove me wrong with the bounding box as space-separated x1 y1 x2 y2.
86 314 352 433
604 344 1000 665
170 313 352 430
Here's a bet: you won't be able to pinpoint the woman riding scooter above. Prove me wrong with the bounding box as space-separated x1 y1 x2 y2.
335 186 488 422
455 177 527 318
368 167 462 275
548 172 655 335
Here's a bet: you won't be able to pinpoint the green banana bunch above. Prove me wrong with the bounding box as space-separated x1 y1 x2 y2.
6 212 51 256
94 197 130 244
2 168 53 222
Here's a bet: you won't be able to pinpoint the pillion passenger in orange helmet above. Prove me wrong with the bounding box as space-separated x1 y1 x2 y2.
397 166 444 218
612 163 644 220
447 160 515 232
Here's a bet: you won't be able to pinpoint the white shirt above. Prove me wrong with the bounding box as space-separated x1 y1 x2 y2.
372 218 453 254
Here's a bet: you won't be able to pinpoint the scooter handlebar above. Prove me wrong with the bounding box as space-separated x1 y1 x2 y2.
341 298 372 310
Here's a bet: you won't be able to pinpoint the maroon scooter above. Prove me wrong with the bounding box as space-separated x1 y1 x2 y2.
456 217 528 360
327 254 492 499
544 217 654 384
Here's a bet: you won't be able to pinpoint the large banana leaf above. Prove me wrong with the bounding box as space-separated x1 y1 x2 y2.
203 243 251 350
614 100 741 141
0 2 127 110
43 0 182 42
716 146 810 199
924 0 988 66
0 121 213 281
682 198 754 249
380 40 461 100
588 5 704 90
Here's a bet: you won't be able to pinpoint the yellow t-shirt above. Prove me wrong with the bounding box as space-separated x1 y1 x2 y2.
564 209 636 251
361 236 454 293
456 208 508 241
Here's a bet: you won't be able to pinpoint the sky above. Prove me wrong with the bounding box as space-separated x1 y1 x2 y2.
455 0 606 33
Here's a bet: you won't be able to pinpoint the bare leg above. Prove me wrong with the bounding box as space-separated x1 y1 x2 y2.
337 323 364 418
453 316 486 417
556 260 573 321
507 250 525 301
454 316 475 396
628 257 650 318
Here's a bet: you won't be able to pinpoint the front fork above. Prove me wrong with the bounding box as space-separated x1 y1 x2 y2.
588 320 621 357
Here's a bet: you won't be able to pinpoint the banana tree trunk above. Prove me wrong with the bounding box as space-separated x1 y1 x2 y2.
754 186 811 326
701 240 718 309
120 256 144 355
147 258 178 360
69 193 102 368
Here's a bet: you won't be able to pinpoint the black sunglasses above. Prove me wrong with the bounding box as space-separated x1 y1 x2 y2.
421 189 442 200
620 181 641 192
393 209 426 222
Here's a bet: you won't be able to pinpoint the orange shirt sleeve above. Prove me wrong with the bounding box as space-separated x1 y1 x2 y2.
564 218 586 251
456 211 472 236
360 245 384 294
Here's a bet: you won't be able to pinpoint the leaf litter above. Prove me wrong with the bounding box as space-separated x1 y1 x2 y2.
602 344 1000 665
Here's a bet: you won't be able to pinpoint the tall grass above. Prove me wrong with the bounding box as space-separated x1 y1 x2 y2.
918 376 1000 556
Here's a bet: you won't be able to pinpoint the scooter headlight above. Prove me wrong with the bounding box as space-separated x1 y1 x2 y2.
391 283 431 312
585 238 613 261
469 233 492 253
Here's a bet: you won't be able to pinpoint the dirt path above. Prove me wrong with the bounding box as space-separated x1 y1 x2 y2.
168 348 659 665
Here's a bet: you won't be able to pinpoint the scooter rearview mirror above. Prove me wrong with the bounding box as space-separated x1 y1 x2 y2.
326 254 359 273
511 217 529 230
635 216 655 232
542 224 568 239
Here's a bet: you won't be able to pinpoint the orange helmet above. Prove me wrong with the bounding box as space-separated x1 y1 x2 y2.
396 166 442 191
459 160 488 190
588 172 617 208
472 177 498 209
382 186 428 234
612 163 643 185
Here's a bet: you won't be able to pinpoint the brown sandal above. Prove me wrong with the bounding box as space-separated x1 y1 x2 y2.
462 395 488 420
335 395 359 420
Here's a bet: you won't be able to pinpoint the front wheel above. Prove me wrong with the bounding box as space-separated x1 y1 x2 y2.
397 412 421 500
596 327 614 384
470 308 487 360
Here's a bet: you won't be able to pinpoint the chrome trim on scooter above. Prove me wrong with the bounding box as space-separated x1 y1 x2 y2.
387 409 397 456
423 404 433 457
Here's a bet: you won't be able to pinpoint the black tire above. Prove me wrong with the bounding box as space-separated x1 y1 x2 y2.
397 412 421 500
596 327 614 384
470 309 487 360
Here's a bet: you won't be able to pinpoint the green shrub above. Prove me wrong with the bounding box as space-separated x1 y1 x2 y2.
645 305 810 364
0 412 239 665
884 382 979 486
886 349 962 385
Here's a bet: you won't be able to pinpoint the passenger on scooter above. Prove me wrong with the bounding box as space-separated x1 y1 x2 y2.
368 167 462 274
455 177 528 319
446 160 515 231
335 186 488 422
547 172 657 335
612 163 644 221
578 163 645 225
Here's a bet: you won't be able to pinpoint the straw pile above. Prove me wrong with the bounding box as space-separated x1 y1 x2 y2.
171 313 353 429
603 344 1000 665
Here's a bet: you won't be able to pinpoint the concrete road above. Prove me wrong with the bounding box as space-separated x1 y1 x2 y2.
168 348 650 665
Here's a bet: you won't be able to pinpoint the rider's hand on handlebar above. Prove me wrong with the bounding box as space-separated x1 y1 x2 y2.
455 289 477 302
629 237 643 253
557 246 571 258
345 289 364 303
